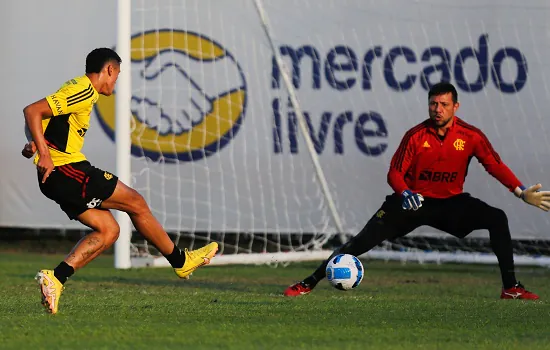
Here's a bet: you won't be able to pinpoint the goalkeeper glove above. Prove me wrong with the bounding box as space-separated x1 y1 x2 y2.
402 190 424 211
514 184 550 212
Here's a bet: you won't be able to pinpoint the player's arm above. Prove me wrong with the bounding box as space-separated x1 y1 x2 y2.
23 98 54 152
387 132 423 210
21 120 38 159
22 115 38 158
473 130 550 211
23 82 93 181
23 98 55 182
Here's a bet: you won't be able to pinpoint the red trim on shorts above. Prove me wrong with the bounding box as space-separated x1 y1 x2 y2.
58 165 84 182
66 164 86 177
82 176 90 198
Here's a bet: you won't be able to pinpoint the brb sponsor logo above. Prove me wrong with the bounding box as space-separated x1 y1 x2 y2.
271 34 527 157
419 170 458 183
95 29 247 162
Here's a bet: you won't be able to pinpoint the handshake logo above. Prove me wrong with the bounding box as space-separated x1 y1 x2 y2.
130 49 243 135
95 30 248 162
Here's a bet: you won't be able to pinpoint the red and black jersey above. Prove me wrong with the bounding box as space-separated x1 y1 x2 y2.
387 116 522 199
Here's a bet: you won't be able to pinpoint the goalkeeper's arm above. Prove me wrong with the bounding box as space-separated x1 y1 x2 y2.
514 185 550 212
473 129 550 211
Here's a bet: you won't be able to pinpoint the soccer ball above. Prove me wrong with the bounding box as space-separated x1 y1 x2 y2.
326 254 364 290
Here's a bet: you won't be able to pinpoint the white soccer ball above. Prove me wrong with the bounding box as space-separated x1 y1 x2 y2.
326 254 364 291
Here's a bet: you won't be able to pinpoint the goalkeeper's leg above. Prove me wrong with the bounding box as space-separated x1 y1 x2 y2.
433 193 539 299
284 194 418 296
305 218 401 287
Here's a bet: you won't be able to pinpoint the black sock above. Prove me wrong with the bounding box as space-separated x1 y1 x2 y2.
303 275 319 288
502 280 517 289
487 212 517 289
306 259 332 287
53 261 75 285
164 245 186 268
501 275 517 289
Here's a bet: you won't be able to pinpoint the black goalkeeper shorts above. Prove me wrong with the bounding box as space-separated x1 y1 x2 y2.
38 161 118 220
371 192 505 239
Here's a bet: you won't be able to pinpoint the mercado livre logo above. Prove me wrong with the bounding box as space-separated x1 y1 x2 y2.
94 29 248 162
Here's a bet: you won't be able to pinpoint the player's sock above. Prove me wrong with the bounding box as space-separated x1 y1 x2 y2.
488 222 517 289
502 279 517 290
304 262 330 288
164 244 186 268
302 275 319 288
53 261 75 285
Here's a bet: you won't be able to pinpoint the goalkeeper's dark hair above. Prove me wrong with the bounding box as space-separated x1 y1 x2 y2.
428 82 458 103
85 48 122 74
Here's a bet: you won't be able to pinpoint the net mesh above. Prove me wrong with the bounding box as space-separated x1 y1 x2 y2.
113 0 550 266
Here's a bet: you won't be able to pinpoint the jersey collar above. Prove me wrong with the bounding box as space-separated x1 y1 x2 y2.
82 74 99 95
426 116 457 136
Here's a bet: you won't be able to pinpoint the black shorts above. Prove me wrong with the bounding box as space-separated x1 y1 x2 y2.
38 161 118 220
372 192 504 239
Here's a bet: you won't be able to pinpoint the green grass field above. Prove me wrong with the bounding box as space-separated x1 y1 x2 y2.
1 252 549 350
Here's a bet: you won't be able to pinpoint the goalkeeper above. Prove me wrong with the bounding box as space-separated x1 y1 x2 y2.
284 82 549 300
21 48 218 314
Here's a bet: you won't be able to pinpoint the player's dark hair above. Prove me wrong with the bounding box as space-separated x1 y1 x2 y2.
428 82 458 103
85 48 122 74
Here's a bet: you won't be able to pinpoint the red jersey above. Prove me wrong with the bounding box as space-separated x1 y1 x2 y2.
387 116 522 199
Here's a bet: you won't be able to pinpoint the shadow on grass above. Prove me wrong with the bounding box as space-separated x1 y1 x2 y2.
66 274 286 294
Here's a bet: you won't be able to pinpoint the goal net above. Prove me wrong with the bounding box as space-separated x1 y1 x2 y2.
108 0 550 268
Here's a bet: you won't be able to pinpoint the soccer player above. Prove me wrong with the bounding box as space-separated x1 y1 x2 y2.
21 48 218 314
284 82 549 300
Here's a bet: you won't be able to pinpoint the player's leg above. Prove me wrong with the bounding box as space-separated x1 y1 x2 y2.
432 194 538 299
66 209 121 270
35 164 82 314
284 194 421 296
304 214 404 287
99 178 217 278
36 208 119 314
99 180 175 255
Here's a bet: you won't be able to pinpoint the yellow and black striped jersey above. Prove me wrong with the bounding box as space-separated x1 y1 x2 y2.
34 75 99 166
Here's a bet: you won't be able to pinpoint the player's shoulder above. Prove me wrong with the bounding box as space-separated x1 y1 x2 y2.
454 117 486 138
403 119 430 138
57 75 91 91
53 75 98 104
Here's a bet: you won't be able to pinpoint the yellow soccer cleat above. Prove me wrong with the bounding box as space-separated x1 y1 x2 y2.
35 269 64 314
174 242 218 279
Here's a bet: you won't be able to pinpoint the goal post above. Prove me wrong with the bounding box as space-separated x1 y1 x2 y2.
111 0 550 269
114 0 132 269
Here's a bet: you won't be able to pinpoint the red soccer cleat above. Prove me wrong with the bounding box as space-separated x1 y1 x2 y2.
500 282 539 300
284 281 312 297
